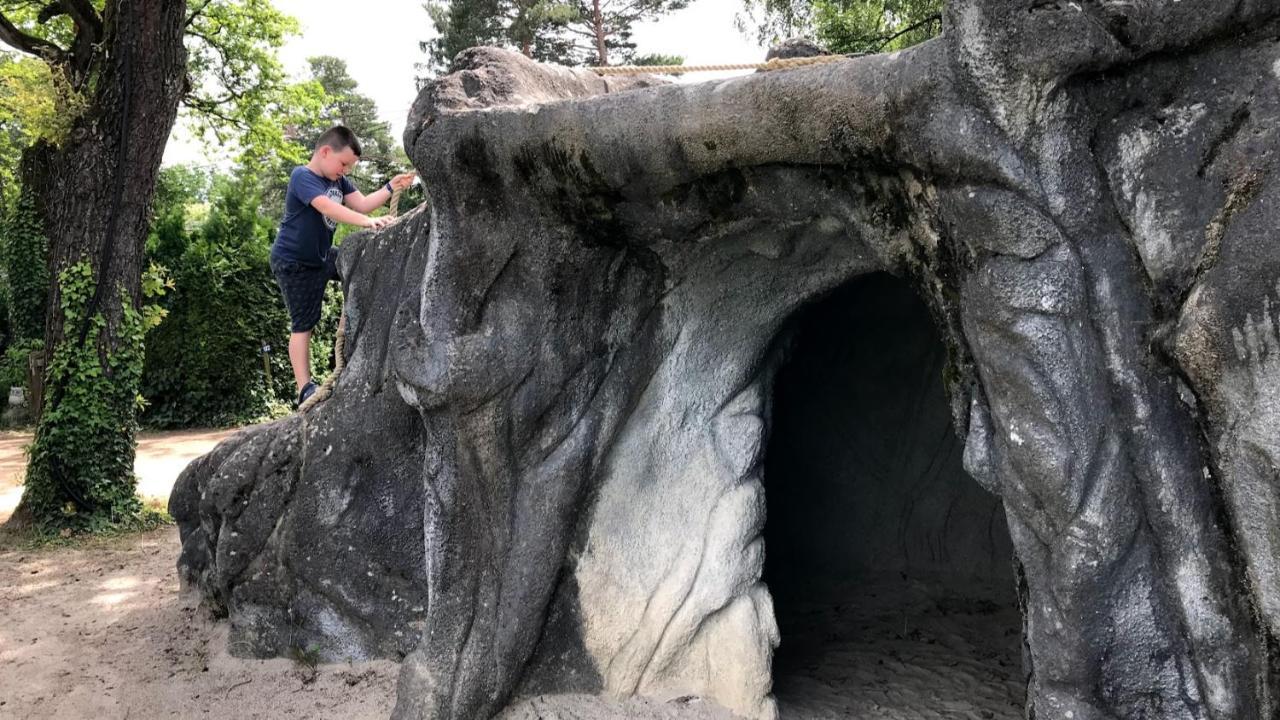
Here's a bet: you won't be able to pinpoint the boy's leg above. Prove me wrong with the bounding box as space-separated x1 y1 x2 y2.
288 330 312 390
271 256 327 402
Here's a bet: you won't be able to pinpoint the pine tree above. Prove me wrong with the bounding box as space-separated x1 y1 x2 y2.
418 0 690 76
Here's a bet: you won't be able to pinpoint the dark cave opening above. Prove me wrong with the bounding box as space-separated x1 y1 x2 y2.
762 272 1025 719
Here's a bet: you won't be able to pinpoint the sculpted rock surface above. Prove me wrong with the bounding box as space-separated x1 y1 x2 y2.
173 3 1280 719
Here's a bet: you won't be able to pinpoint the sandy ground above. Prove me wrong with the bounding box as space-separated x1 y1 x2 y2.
0 527 399 720
0 430 1025 719
0 428 402 719
772 580 1025 720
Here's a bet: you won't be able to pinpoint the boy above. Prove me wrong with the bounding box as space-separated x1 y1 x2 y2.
270 125 415 406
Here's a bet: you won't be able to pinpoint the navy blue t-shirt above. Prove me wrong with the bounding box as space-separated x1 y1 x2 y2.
272 166 357 267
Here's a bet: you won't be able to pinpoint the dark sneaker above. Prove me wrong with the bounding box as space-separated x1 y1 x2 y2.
297 380 319 406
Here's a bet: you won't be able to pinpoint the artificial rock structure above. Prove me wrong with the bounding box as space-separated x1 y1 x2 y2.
172 1 1280 718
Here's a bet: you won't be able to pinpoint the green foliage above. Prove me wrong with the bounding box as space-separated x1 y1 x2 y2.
141 171 300 427
737 0 812 46
182 0 301 147
632 54 684 66
0 337 40 391
812 0 942 54
21 262 148 533
0 52 86 202
739 0 942 52
233 79 328 176
421 0 580 73
1 187 48 341
0 53 84 143
309 282 344 388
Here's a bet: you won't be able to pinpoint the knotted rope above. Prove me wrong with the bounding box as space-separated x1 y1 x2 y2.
298 185 405 413
589 54 847 76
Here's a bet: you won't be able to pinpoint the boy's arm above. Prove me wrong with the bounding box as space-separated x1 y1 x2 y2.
342 186 392 214
310 196 390 230
343 172 417 213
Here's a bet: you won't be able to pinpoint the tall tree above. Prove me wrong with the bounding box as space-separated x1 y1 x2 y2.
420 0 580 75
0 0 189 531
568 0 690 66
420 0 689 76
297 57 400 192
0 0 295 531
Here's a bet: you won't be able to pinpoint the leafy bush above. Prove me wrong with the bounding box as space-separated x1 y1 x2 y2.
142 174 293 427
0 337 42 391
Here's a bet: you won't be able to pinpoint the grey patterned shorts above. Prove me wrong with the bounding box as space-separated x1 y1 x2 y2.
270 248 340 333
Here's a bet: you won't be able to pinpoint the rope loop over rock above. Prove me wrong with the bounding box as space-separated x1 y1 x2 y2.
589 55 849 76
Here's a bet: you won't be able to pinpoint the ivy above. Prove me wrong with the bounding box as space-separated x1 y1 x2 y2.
1 186 49 341
20 261 153 532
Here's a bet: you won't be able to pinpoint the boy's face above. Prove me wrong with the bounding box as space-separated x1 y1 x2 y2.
316 145 359 180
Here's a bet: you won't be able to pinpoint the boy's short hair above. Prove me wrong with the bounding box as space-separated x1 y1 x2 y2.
315 125 362 157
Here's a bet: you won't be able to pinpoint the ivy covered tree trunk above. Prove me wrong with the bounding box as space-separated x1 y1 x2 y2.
8 0 187 530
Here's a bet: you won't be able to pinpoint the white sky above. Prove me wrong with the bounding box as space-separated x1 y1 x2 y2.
163 0 765 167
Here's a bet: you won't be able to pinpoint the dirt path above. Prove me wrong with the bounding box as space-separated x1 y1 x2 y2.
0 428 240 524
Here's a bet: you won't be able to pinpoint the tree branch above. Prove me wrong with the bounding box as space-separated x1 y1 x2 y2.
58 0 103 41
185 0 214 29
183 94 250 130
872 13 942 51
0 10 68 63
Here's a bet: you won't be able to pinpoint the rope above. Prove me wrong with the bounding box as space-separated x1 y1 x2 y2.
389 186 403 217
298 185 405 413
590 55 847 76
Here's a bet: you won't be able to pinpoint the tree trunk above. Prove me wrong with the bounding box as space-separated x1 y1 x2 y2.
592 0 607 65
9 0 187 530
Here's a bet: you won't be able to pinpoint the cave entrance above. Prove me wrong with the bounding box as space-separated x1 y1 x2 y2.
762 272 1024 719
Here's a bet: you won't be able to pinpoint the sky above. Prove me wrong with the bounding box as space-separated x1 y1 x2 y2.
163 0 766 167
